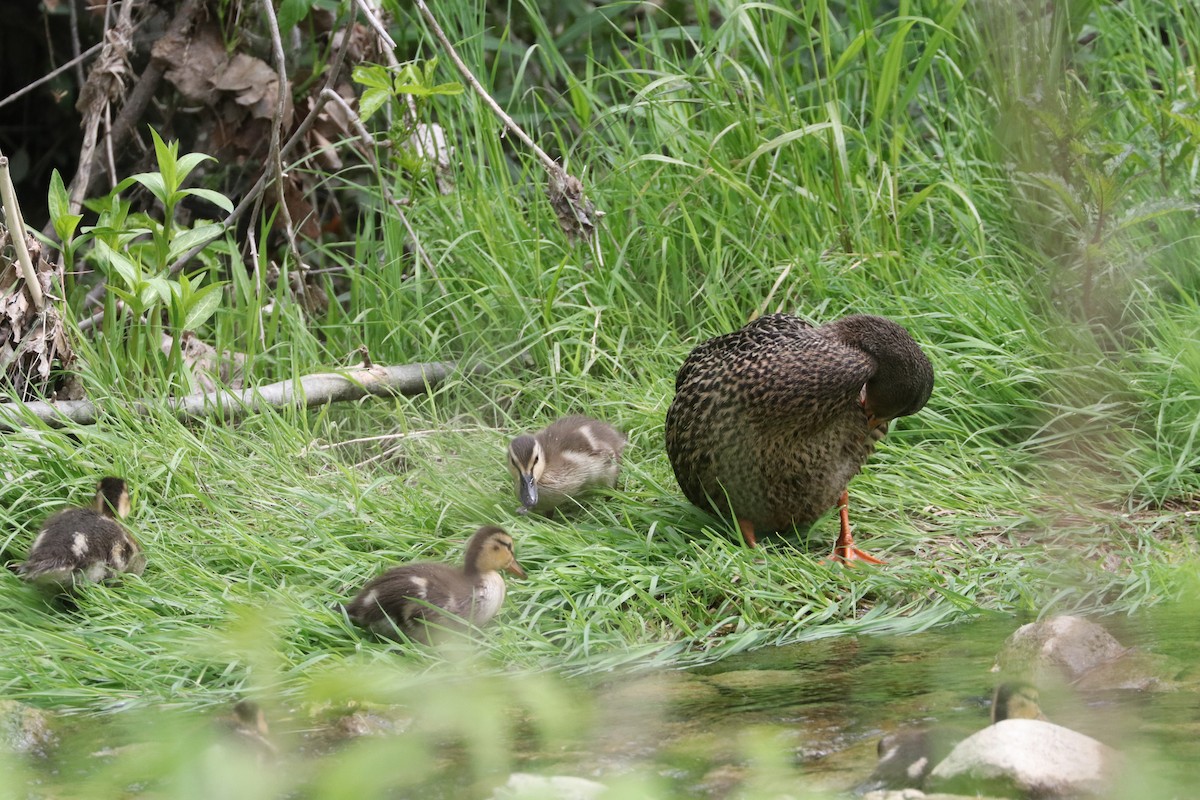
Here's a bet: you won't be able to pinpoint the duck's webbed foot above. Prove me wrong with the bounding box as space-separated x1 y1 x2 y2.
830 490 885 565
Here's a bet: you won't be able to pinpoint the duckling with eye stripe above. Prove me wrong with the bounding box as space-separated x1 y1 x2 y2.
344 525 525 644
507 415 627 515
20 477 145 591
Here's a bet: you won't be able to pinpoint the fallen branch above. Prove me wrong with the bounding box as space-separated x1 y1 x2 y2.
0 361 479 431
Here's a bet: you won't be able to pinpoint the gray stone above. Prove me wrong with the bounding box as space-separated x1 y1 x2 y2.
1072 649 1179 692
928 719 1119 798
993 616 1127 683
491 773 606 800
0 700 56 756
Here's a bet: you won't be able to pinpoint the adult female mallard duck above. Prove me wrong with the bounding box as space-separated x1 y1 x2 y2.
344 525 525 643
665 313 933 563
19 477 146 590
507 415 626 515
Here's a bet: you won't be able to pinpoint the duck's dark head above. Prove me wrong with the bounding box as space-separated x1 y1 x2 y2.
826 315 934 425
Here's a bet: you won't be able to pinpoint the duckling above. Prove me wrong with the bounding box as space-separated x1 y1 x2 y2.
506 415 627 514
344 525 525 643
853 681 1045 795
665 313 933 562
217 699 278 763
19 477 145 590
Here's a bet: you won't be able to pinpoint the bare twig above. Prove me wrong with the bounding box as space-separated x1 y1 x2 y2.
0 361 485 431
320 88 453 307
410 0 604 252
351 0 399 64
257 0 300 264
0 41 104 112
78 0 207 205
412 0 555 174
0 154 44 310
66 0 134 217
68 0 86 87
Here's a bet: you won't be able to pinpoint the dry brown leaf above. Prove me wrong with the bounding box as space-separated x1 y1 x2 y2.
211 54 293 123
162 331 246 392
157 22 226 105
547 171 604 244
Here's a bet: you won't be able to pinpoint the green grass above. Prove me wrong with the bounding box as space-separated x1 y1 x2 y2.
2 0 1199 795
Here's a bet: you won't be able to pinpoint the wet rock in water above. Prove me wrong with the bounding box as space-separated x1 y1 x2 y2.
702 669 814 697
1072 649 1180 692
0 700 56 756
490 773 606 800
993 616 1126 683
927 719 1119 798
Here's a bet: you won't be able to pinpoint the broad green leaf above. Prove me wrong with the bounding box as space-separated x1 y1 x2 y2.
427 82 464 96
351 64 392 91
182 282 226 331
47 169 83 243
358 87 389 122
149 128 177 194
393 83 433 97
128 172 168 205
168 224 227 263
175 152 214 183
94 240 140 288
277 0 311 33
180 188 234 214
145 275 174 306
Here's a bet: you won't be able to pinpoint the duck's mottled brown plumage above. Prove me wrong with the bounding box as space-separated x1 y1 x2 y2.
665 313 933 557
345 525 525 643
19 477 145 590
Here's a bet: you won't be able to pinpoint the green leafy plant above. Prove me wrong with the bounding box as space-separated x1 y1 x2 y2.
352 59 463 177
69 130 234 392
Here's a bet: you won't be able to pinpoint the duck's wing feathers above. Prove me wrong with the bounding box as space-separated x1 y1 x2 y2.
674 313 876 428
540 416 627 457
345 562 471 626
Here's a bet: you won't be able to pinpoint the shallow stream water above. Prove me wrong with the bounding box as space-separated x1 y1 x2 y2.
513 608 1200 797
17 606 1200 798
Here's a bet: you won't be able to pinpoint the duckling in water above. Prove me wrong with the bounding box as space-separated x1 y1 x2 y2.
345 525 525 643
19 477 145 590
665 313 933 562
507 415 627 515
854 681 1045 794
217 699 278 763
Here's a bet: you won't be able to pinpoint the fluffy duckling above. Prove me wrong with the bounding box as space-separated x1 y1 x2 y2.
854 681 1045 794
345 525 525 643
19 477 145 590
507 415 627 514
217 699 278 763
665 313 933 562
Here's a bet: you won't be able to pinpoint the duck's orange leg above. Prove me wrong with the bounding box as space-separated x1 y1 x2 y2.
832 490 885 565
737 518 758 548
